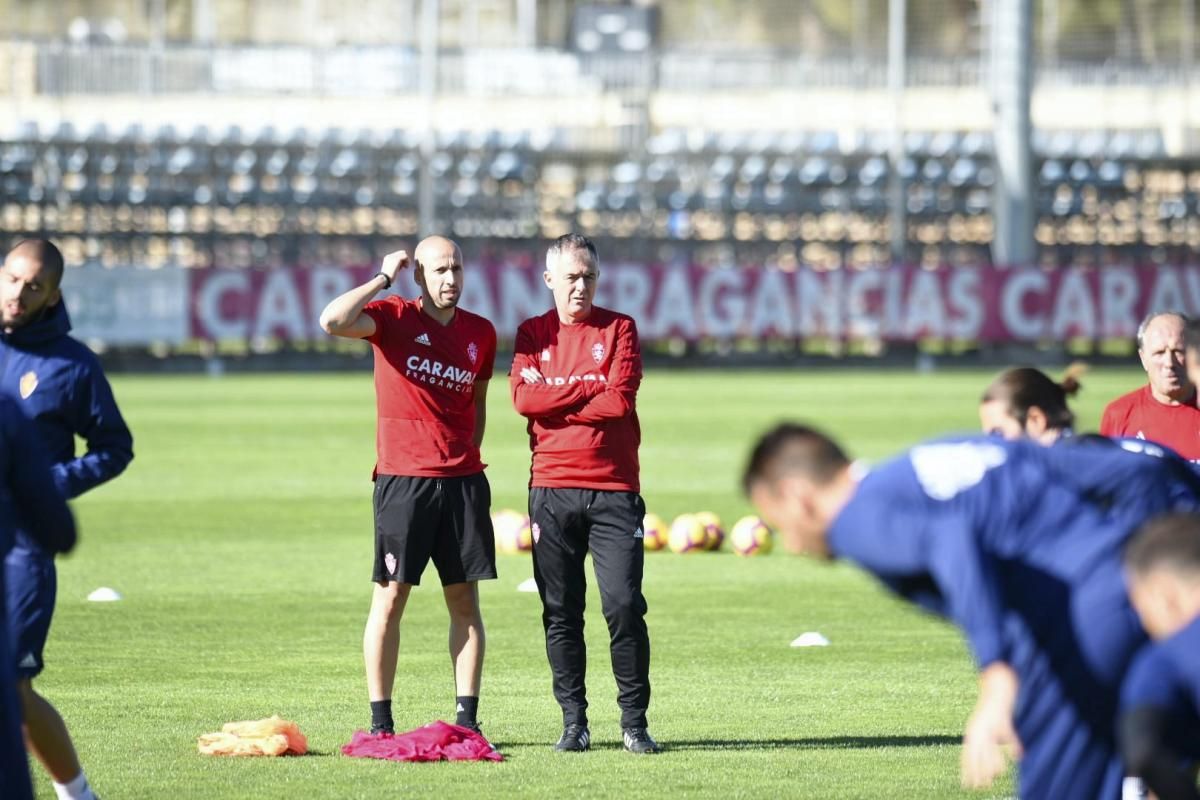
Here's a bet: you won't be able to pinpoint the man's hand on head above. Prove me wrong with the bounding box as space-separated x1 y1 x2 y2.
380 250 410 283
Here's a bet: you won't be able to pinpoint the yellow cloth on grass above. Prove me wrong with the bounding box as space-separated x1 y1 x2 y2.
197 715 308 756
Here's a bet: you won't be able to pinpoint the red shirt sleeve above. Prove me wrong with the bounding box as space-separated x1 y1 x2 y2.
362 297 400 346
510 319 595 419
563 316 642 424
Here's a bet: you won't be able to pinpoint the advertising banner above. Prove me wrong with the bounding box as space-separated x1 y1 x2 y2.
187 263 1200 344
67 265 188 345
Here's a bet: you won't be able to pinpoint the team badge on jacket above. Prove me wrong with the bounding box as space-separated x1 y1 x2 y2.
467 342 478 365
19 371 38 399
591 343 605 364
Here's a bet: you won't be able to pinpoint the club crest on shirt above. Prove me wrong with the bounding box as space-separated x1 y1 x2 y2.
591 343 605 364
18 371 37 399
540 349 550 362
467 342 478 365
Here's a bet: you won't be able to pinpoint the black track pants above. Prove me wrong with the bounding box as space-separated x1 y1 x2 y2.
529 487 651 729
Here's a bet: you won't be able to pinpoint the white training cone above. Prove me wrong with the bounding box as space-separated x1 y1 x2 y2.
87 587 122 602
790 631 829 648
516 577 539 593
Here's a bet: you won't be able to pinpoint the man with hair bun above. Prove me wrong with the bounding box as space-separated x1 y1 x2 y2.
979 365 1085 444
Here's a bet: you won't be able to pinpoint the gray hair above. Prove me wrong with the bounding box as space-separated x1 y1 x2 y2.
1137 311 1190 352
546 233 599 273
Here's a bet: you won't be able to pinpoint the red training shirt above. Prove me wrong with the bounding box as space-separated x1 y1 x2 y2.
363 296 496 478
1099 384 1200 460
510 306 642 492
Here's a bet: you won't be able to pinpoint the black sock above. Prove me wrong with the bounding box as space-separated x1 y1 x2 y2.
455 695 479 727
370 700 393 733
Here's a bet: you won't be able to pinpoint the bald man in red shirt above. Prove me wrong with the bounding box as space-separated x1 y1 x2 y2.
1100 312 1200 460
511 234 658 755
320 236 497 738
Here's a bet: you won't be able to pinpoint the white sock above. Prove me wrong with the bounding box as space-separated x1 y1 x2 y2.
52 771 95 800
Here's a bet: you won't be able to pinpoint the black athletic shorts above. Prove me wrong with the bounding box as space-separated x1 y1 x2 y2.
372 472 497 586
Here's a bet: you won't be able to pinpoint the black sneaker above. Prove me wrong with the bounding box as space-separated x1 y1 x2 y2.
622 727 660 754
369 723 394 736
459 720 482 735
554 723 591 752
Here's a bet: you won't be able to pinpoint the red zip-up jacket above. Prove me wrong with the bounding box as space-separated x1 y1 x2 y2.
510 306 641 492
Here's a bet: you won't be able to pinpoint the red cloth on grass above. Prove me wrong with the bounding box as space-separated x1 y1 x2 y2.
341 721 502 762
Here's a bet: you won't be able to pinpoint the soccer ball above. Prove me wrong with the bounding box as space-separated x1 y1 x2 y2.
492 509 532 554
729 515 773 557
642 513 668 551
668 514 708 554
694 511 725 551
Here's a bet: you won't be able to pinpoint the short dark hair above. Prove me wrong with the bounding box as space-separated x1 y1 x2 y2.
9 238 65 288
1125 513 1200 577
742 423 850 495
546 233 598 272
980 365 1083 432
1136 311 1189 352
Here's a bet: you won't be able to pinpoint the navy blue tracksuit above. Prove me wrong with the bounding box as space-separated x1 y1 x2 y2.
0 395 77 798
1120 617 1200 799
828 437 1196 800
0 301 132 677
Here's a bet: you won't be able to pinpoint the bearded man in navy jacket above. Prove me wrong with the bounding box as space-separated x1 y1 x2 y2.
1 239 132 800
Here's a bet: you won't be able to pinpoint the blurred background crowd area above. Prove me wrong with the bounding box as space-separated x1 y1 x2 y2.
0 0 1198 273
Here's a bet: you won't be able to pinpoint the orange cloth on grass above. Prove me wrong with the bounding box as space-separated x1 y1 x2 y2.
197 715 308 756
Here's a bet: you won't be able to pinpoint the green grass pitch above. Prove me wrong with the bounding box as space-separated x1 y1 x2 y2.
37 366 1145 799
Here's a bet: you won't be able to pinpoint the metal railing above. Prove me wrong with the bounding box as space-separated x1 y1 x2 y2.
6 40 1200 98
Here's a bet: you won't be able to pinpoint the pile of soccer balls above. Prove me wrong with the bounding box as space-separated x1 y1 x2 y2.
491 508 773 557
491 509 534 555
644 512 773 557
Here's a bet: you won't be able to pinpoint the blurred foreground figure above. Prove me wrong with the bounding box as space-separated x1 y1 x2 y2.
744 424 1199 799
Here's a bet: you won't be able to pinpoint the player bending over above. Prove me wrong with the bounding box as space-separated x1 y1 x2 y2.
743 424 1199 799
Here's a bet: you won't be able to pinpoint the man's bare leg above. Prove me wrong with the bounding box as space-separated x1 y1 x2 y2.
444 581 485 729
18 679 95 799
364 581 412 733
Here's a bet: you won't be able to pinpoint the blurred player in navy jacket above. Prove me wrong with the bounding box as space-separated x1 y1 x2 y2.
743 425 1198 800
0 395 77 799
1119 514 1200 800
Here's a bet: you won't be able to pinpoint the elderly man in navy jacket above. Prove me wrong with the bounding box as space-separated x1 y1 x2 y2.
1 239 132 800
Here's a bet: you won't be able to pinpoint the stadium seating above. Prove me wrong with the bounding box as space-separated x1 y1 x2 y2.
2 120 1198 269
